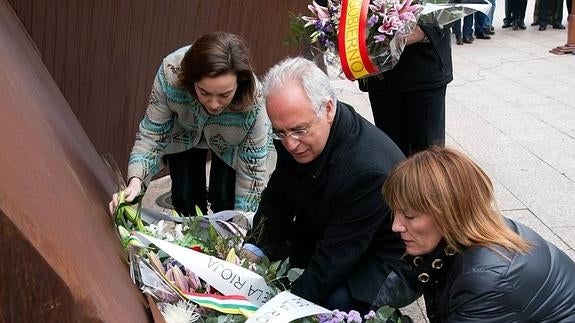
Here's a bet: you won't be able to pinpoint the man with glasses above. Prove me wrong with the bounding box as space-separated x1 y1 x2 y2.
242 57 419 317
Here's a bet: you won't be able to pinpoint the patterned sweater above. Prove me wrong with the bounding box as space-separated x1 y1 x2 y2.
128 45 274 212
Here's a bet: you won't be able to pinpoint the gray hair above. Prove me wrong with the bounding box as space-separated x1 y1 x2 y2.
262 57 337 115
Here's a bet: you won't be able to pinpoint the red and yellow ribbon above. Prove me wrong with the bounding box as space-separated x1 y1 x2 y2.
338 0 378 80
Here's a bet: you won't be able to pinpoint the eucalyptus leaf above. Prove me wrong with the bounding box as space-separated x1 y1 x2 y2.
287 268 305 282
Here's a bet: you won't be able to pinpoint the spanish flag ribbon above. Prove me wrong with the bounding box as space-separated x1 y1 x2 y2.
338 0 378 80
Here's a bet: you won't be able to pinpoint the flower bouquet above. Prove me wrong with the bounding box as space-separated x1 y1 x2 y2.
119 209 408 322
104 154 407 322
296 0 491 80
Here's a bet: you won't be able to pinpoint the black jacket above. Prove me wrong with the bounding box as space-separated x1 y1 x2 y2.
368 24 453 92
413 219 575 322
247 102 417 307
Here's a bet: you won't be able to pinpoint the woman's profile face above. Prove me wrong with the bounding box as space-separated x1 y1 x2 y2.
194 72 238 115
392 209 443 256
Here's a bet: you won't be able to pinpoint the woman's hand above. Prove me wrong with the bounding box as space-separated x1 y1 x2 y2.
108 177 143 215
404 25 427 46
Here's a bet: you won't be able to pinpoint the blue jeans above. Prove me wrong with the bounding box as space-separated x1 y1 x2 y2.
486 0 496 26
452 15 474 37
475 11 490 31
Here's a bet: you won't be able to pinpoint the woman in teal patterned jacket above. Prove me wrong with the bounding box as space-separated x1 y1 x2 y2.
110 32 274 216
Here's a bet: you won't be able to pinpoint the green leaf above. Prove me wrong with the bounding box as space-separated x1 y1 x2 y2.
260 255 271 269
208 223 219 242
276 258 290 277
284 11 317 47
375 305 396 321
287 268 304 282
269 259 281 275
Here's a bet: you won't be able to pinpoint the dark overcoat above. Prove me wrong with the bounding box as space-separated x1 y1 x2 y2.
247 102 417 307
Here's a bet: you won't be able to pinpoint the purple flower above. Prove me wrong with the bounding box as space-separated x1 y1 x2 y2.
373 34 387 42
324 39 336 49
364 310 376 320
367 14 379 27
318 313 334 323
347 310 363 322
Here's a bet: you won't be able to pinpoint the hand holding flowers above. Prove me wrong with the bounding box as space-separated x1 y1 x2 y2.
109 177 143 214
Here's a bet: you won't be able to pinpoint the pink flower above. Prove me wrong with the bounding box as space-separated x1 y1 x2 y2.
396 0 422 22
302 1 331 27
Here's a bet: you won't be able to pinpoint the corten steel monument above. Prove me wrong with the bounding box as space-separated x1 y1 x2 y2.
0 1 152 321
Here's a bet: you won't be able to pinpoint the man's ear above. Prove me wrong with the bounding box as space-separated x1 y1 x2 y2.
325 99 336 124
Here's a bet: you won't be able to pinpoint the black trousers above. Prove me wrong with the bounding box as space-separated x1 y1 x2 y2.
368 86 446 156
509 0 528 22
504 0 514 23
324 284 371 314
165 148 235 216
538 0 565 25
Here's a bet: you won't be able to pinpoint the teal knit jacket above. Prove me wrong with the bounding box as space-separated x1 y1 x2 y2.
128 46 274 212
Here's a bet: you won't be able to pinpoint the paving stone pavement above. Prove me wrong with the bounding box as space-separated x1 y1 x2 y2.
143 1 575 321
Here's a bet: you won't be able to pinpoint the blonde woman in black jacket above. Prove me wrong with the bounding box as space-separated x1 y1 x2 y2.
383 147 575 322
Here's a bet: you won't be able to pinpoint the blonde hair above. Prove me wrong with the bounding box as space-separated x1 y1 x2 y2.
383 147 529 254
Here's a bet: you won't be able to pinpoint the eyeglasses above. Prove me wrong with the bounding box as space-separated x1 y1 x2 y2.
271 129 310 141
271 116 319 141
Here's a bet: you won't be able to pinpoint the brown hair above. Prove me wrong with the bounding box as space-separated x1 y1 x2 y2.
383 147 530 254
178 32 256 111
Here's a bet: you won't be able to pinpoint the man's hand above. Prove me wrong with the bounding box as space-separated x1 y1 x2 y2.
404 25 427 46
108 177 143 215
240 245 263 263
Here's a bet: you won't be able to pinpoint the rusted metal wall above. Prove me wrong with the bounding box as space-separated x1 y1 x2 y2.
0 0 151 320
7 0 310 175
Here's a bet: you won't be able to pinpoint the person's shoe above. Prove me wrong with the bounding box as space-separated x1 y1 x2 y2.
484 28 495 35
518 21 527 29
462 36 474 43
539 24 547 31
475 31 491 39
553 24 566 29
490 25 495 32
512 21 519 30
531 21 539 26
456 36 464 45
